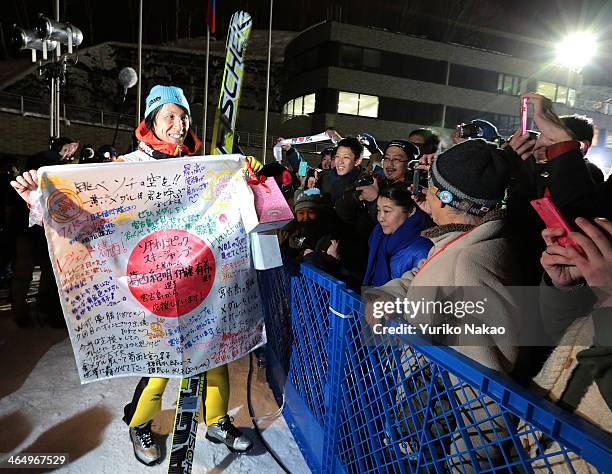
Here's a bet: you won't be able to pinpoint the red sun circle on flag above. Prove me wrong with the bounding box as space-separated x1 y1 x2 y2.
127 229 216 317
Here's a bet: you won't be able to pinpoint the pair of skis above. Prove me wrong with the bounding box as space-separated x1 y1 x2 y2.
167 10 252 474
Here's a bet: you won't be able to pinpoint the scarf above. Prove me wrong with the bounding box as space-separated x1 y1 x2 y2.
134 121 202 159
364 209 429 286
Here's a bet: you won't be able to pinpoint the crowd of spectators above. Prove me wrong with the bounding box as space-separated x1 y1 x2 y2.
3 87 610 468
273 92 611 459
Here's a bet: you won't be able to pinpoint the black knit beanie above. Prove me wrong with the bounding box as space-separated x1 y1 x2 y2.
384 140 420 161
429 139 509 216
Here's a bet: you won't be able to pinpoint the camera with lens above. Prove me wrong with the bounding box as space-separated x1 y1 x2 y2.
79 144 98 164
457 119 504 146
349 173 376 209
457 123 480 139
354 174 374 188
407 160 428 196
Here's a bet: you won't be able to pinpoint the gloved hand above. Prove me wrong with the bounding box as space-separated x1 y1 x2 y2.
245 155 263 173
357 132 381 154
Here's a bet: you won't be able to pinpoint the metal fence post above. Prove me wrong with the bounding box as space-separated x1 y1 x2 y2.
322 283 351 473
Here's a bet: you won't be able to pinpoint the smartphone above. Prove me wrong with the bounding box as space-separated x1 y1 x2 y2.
408 160 423 196
298 161 308 177
530 197 576 247
411 169 421 196
520 96 528 136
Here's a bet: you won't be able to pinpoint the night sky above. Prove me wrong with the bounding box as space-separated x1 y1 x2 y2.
2 0 611 84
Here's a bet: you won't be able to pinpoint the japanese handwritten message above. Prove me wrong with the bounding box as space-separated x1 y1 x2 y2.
37 155 265 383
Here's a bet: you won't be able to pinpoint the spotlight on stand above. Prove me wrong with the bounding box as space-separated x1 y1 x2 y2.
35 14 83 54
10 25 58 60
9 13 85 142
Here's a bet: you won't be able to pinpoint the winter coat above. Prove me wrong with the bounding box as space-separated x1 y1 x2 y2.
316 167 362 204
506 141 611 286
363 209 432 286
119 122 202 162
540 141 611 221
515 277 612 473
518 316 612 473
316 167 376 281
366 210 522 472
368 209 521 373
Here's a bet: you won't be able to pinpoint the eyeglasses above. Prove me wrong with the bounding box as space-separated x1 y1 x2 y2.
384 158 408 165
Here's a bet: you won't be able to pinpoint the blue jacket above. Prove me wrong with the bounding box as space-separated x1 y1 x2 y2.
363 209 432 287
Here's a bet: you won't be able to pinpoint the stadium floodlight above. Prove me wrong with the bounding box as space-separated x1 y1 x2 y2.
9 13 85 141
35 14 83 54
10 26 58 60
554 32 597 71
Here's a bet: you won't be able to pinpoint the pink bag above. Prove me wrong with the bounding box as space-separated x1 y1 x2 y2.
242 167 294 233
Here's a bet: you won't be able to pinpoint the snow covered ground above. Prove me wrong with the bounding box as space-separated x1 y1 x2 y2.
0 315 309 473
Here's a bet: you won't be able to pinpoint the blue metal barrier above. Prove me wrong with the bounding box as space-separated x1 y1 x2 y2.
257 264 612 473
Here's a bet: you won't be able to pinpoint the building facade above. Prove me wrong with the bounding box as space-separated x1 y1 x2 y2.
278 21 612 159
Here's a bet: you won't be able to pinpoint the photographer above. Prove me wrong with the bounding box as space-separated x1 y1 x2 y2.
408 128 440 156
280 188 333 271
505 93 612 283
26 136 79 169
356 140 421 203
452 119 503 147
315 137 375 282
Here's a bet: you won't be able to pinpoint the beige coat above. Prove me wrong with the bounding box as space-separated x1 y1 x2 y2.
518 316 612 473
371 211 521 373
367 211 521 472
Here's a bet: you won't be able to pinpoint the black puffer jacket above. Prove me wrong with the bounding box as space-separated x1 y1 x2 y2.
316 167 375 283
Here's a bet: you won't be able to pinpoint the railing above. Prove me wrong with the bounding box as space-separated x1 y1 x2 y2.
258 264 612 473
0 91 332 155
0 91 135 129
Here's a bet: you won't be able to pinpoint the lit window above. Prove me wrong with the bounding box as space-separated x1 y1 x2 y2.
536 81 557 101
568 89 576 107
359 94 379 118
556 85 568 104
503 75 514 94
497 73 523 95
513 76 521 95
338 91 379 118
283 94 316 118
338 92 360 115
294 96 303 115
303 93 315 114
